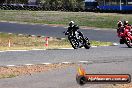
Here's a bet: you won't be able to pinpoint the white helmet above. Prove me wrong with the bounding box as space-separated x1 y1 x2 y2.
69 21 75 27
126 21 128 23
117 20 123 25
124 20 129 25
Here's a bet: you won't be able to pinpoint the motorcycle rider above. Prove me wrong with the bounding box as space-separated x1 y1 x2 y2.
124 21 132 30
65 21 85 40
123 21 132 39
117 21 124 37
117 21 123 31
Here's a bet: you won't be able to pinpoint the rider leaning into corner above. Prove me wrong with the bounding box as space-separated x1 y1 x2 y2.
117 20 132 39
65 21 85 40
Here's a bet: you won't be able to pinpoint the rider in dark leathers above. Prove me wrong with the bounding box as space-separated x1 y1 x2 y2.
65 21 85 40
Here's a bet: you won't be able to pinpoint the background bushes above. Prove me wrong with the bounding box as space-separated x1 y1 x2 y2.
0 0 85 11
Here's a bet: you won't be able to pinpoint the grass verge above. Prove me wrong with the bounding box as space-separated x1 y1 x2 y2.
0 74 17 79
90 40 112 46
0 10 132 28
0 33 112 50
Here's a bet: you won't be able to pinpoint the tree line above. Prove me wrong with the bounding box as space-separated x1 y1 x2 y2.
39 0 84 11
0 0 28 4
0 0 85 11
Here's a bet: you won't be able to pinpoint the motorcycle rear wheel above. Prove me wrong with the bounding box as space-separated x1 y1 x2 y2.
84 37 91 49
125 39 132 48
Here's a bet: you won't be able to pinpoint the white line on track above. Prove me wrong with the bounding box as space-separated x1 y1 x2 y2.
8 33 13 35
25 64 34 66
79 61 89 63
93 28 101 30
6 50 29 52
113 43 119 46
32 49 46 50
79 61 93 64
61 62 72 64
41 63 51 65
7 65 15 67
18 34 23 36
31 35 36 37
59 48 74 50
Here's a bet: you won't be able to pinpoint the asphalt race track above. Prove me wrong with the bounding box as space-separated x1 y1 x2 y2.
0 22 118 42
0 22 132 88
0 46 132 66
0 45 132 88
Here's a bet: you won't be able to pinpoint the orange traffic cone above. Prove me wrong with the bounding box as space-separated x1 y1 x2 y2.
45 37 49 47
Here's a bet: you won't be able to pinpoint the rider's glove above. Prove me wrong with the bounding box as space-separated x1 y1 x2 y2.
65 32 69 35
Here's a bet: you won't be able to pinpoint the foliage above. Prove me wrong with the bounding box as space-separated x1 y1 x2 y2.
0 0 28 4
0 0 85 11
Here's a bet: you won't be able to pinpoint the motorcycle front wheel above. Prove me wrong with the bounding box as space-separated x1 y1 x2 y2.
69 38 79 49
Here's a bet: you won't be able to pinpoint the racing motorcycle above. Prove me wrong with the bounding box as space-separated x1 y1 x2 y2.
117 27 132 48
64 30 90 49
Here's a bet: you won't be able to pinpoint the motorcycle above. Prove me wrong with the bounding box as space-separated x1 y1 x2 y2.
117 27 132 48
64 30 90 49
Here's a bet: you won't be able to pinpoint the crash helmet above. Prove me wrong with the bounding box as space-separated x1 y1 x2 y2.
69 21 75 27
124 20 129 25
117 20 123 27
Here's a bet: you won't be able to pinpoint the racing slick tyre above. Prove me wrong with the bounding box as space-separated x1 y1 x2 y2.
69 38 79 49
84 37 91 49
125 39 132 48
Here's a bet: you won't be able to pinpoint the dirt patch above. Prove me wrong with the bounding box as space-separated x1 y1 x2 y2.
0 63 75 78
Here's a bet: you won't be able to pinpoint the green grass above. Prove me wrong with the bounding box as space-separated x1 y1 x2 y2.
90 40 112 46
0 74 17 79
0 33 46 50
0 33 112 50
0 10 132 28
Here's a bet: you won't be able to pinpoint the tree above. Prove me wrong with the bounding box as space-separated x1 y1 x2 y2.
39 0 84 11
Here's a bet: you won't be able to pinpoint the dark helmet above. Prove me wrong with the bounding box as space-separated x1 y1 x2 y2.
69 21 75 27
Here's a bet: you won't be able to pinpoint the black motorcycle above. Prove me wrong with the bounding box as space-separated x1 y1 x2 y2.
64 31 90 49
